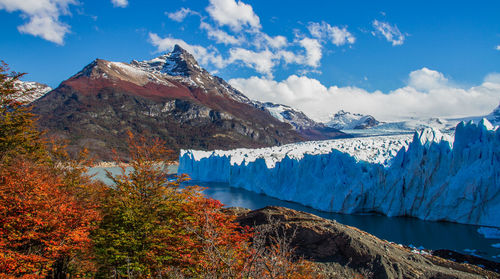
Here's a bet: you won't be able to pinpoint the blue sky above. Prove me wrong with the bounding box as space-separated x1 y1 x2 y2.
1 0 499 120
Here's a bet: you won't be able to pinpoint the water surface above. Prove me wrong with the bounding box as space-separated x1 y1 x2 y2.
89 167 500 262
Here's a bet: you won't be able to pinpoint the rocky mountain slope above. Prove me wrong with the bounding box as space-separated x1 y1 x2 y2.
254 102 343 140
33 45 344 160
228 206 499 279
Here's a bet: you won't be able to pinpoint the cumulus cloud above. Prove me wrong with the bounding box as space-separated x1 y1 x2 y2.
372 19 405 46
0 0 77 45
149 0 350 76
206 0 261 31
308 21 355 46
229 68 500 122
167 7 197 22
299 38 322 67
111 0 127 8
149 33 227 68
228 48 275 76
253 33 288 49
200 22 243 45
408 67 448 91
496 45 500 51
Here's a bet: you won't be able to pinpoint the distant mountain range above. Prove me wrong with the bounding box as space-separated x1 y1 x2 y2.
32 45 344 160
323 104 499 136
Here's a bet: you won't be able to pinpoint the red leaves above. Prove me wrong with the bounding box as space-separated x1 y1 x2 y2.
0 159 101 278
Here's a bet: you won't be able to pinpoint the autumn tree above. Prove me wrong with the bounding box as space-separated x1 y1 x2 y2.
0 159 101 278
0 61 103 278
91 133 251 278
0 61 46 163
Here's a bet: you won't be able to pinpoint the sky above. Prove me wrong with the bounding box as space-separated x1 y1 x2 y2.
1 0 499 121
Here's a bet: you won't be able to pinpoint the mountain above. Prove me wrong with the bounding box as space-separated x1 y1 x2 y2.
14 80 52 103
33 45 344 160
253 102 344 140
486 103 500 125
325 110 379 130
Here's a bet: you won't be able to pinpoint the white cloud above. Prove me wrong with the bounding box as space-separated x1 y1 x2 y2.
206 0 261 32
228 48 275 76
229 68 500 122
484 73 500 84
149 33 227 68
252 33 288 49
496 45 500 51
167 7 197 22
308 21 355 46
408 67 448 91
299 38 322 67
200 22 243 45
0 0 77 45
111 0 128 8
372 20 405 46
148 32 324 75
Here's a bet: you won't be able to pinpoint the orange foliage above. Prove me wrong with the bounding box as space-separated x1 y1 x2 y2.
0 159 101 278
94 133 320 278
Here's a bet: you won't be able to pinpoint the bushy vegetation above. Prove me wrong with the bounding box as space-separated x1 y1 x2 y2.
0 62 319 278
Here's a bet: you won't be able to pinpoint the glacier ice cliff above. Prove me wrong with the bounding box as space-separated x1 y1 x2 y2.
179 120 500 227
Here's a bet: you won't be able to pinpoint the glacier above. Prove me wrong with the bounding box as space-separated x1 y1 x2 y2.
179 120 500 228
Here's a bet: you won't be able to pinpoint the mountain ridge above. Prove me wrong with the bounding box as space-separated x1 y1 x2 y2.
33 45 345 160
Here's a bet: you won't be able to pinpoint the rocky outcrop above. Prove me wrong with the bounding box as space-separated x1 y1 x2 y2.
33 45 345 160
229 206 499 279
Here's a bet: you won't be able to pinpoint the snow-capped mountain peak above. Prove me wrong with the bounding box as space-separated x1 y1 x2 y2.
325 110 379 130
254 102 318 130
131 44 203 77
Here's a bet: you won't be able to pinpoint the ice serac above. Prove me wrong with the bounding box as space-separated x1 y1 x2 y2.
179 120 500 227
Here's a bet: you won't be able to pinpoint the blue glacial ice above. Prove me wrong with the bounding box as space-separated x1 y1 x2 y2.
179 120 499 227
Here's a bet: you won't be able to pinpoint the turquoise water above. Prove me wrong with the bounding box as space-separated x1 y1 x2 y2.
89 167 500 262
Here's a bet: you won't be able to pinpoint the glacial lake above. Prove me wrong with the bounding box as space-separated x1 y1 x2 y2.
89 167 500 262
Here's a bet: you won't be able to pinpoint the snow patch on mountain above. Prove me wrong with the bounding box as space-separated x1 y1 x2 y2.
253 102 320 131
14 80 52 103
179 119 499 227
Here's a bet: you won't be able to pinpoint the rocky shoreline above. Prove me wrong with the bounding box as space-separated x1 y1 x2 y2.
225 206 500 279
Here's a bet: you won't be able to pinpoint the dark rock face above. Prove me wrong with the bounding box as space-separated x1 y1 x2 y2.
33 45 345 160
354 115 379 129
231 206 499 279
